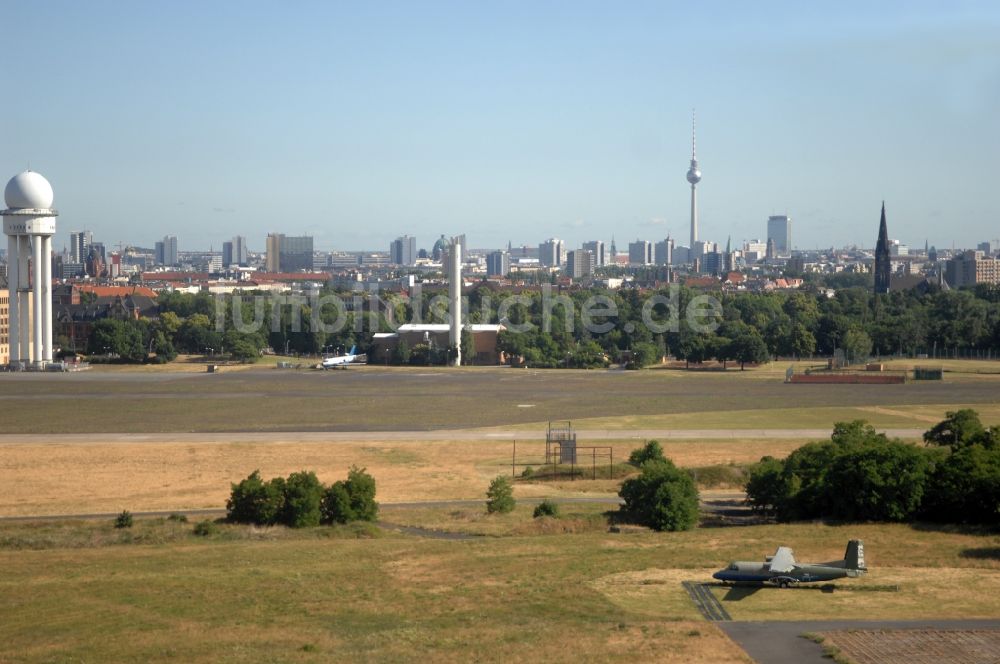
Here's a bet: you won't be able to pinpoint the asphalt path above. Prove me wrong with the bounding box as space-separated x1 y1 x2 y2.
0 428 925 444
720 620 1000 664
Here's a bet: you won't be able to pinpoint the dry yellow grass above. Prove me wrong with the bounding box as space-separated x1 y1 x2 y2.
0 436 804 516
592 566 1000 622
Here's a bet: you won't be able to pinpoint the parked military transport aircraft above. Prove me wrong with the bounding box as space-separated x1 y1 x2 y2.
321 346 359 369
713 540 867 588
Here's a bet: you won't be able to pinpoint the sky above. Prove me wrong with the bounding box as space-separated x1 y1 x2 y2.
3 1 999 255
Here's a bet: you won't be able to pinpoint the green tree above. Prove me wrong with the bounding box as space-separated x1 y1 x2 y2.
923 409 990 449
280 471 324 528
486 475 516 514
627 342 661 369
728 328 770 370
227 470 284 526
745 456 790 515
841 327 873 365
628 440 666 466
618 459 699 531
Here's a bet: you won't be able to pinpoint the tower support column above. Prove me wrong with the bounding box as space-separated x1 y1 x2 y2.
42 235 53 362
17 235 30 362
31 235 43 367
7 233 19 364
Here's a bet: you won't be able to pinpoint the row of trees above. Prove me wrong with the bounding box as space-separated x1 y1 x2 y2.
226 467 378 528
76 278 1000 366
745 412 1000 524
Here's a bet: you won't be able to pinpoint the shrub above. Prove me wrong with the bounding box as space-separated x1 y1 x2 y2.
618 459 699 531
167 513 188 523
628 440 666 466
486 475 516 514
280 471 324 528
114 510 133 529
520 466 535 479
193 520 218 537
533 499 559 518
321 466 379 524
227 470 284 525
322 481 354 524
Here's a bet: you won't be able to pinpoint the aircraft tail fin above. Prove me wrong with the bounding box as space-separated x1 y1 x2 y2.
348 345 356 356
844 540 866 574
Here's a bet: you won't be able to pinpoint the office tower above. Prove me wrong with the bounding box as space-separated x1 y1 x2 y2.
486 250 510 277
628 240 653 265
767 215 791 254
390 235 417 266
538 238 564 267
565 249 595 279
654 236 674 266
280 235 313 272
222 241 234 268
69 230 92 264
582 240 605 267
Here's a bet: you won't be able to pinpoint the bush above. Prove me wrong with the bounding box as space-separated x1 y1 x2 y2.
321 466 379 524
533 499 559 518
618 459 699 531
280 471 325 528
227 470 284 526
745 419 948 523
486 475 516 514
520 466 535 479
193 520 218 537
629 440 666 466
114 510 133 529
167 513 188 523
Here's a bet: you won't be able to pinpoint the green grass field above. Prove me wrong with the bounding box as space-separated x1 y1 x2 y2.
1 514 998 663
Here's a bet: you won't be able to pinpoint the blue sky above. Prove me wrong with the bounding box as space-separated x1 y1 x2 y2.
3 1 999 254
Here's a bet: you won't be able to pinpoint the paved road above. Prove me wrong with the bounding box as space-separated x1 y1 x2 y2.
720 620 1000 664
0 428 925 444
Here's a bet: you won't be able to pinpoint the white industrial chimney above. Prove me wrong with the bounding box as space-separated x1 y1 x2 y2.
448 239 462 366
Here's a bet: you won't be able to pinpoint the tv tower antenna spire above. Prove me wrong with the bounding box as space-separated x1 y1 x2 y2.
686 109 702 249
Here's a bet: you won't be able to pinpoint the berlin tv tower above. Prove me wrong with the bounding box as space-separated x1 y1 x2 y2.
686 111 702 249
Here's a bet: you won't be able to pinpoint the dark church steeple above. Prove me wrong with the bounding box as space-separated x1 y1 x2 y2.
874 202 891 295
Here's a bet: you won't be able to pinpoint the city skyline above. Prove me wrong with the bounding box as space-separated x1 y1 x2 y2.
4 3 999 253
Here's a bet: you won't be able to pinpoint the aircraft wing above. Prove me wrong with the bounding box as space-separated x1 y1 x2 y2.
769 547 796 573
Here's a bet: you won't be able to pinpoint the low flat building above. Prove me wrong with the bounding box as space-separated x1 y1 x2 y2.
368 323 505 365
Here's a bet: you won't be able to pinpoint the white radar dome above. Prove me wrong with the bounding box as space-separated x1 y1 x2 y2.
5 171 54 210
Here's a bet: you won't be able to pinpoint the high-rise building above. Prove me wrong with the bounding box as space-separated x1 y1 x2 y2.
538 238 564 267
280 236 313 272
582 241 605 267
232 235 248 266
703 251 723 276
945 251 1000 288
486 250 510 277
69 231 92 264
654 237 674 266
874 203 891 295
390 235 417 266
222 241 234 268
565 249 595 279
686 112 702 248
767 216 791 254
154 235 177 266
266 233 283 272
628 240 653 265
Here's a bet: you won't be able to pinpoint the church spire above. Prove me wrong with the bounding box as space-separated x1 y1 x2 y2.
874 201 891 295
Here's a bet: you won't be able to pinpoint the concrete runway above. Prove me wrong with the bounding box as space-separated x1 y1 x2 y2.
0 427 925 444
721 620 1000 664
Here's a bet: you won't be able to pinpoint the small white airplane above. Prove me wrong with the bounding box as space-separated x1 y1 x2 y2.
321 345 359 369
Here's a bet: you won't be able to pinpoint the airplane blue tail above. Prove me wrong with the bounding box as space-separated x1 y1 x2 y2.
348 345 356 355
